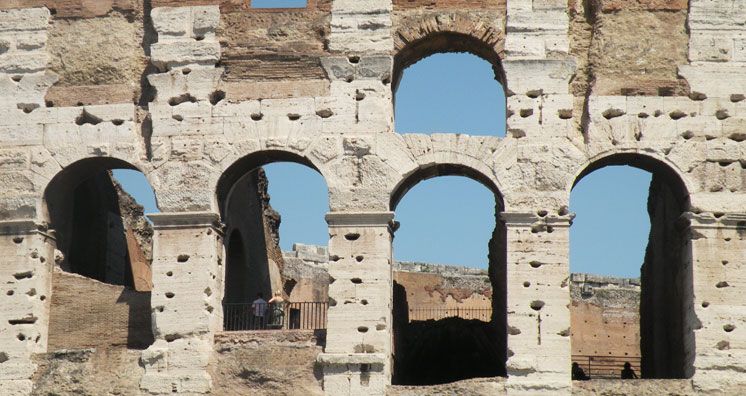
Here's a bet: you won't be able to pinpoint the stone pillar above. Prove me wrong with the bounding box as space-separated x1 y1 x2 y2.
318 212 395 396
139 212 223 395
502 212 572 395
687 213 746 393
0 220 55 396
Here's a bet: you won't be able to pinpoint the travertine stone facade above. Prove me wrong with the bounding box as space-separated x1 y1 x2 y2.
0 1 745 395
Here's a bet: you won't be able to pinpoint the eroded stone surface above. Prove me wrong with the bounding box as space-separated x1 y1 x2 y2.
0 1 744 395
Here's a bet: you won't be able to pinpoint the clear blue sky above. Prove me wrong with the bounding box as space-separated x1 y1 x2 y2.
113 53 651 278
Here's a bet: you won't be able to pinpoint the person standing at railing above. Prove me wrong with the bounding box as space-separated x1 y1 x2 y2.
252 292 268 329
267 290 286 329
621 362 638 379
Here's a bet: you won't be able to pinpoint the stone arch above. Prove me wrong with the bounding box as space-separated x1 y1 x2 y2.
42 156 155 351
391 160 504 212
389 161 508 384
570 151 692 209
393 21 505 92
215 149 331 331
569 150 695 379
216 149 330 217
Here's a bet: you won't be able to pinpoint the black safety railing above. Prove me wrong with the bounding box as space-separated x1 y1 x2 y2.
223 302 328 331
408 307 492 322
572 355 642 379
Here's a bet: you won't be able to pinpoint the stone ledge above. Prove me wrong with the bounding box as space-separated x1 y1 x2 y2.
326 211 395 227
317 352 386 365
147 211 220 230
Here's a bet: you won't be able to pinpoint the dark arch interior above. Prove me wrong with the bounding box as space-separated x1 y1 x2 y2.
218 152 329 331
43 157 154 350
570 155 694 380
391 172 507 385
45 158 147 287
393 31 506 93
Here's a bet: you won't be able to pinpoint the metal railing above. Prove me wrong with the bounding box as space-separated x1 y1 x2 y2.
408 307 492 322
223 302 328 331
572 355 642 379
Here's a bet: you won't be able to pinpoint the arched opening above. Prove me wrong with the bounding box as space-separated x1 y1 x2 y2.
394 32 507 136
390 167 507 385
569 154 694 380
217 153 330 331
43 158 156 351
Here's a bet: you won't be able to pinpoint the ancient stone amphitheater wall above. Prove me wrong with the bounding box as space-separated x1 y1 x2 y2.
0 0 745 395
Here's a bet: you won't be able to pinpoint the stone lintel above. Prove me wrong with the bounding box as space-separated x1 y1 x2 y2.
147 211 221 231
683 212 746 229
500 211 574 227
317 353 386 367
325 212 395 228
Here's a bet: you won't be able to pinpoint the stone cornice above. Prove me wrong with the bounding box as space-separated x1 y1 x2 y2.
683 212 746 230
326 212 395 228
147 212 222 232
0 219 54 238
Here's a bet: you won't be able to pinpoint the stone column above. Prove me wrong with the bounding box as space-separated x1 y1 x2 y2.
502 212 572 395
0 220 55 396
318 212 395 396
139 212 223 395
687 213 746 394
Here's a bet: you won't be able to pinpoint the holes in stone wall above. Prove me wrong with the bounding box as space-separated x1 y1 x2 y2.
287 113 301 121
716 340 730 350
351 278 363 284
0 352 7 363
75 110 103 126
316 109 334 118
602 108 625 119
345 233 360 241
13 271 33 280
723 324 736 332
177 254 190 263
715 109 730 120
530 300 545 311
250 113 264 121
168 93 197 107
165 292 175 299
8 316 37 325
208 90 225 106
356 255 364 262
357 326 369 333
17 103 39 114
716 281 729 288
12 236 23 244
